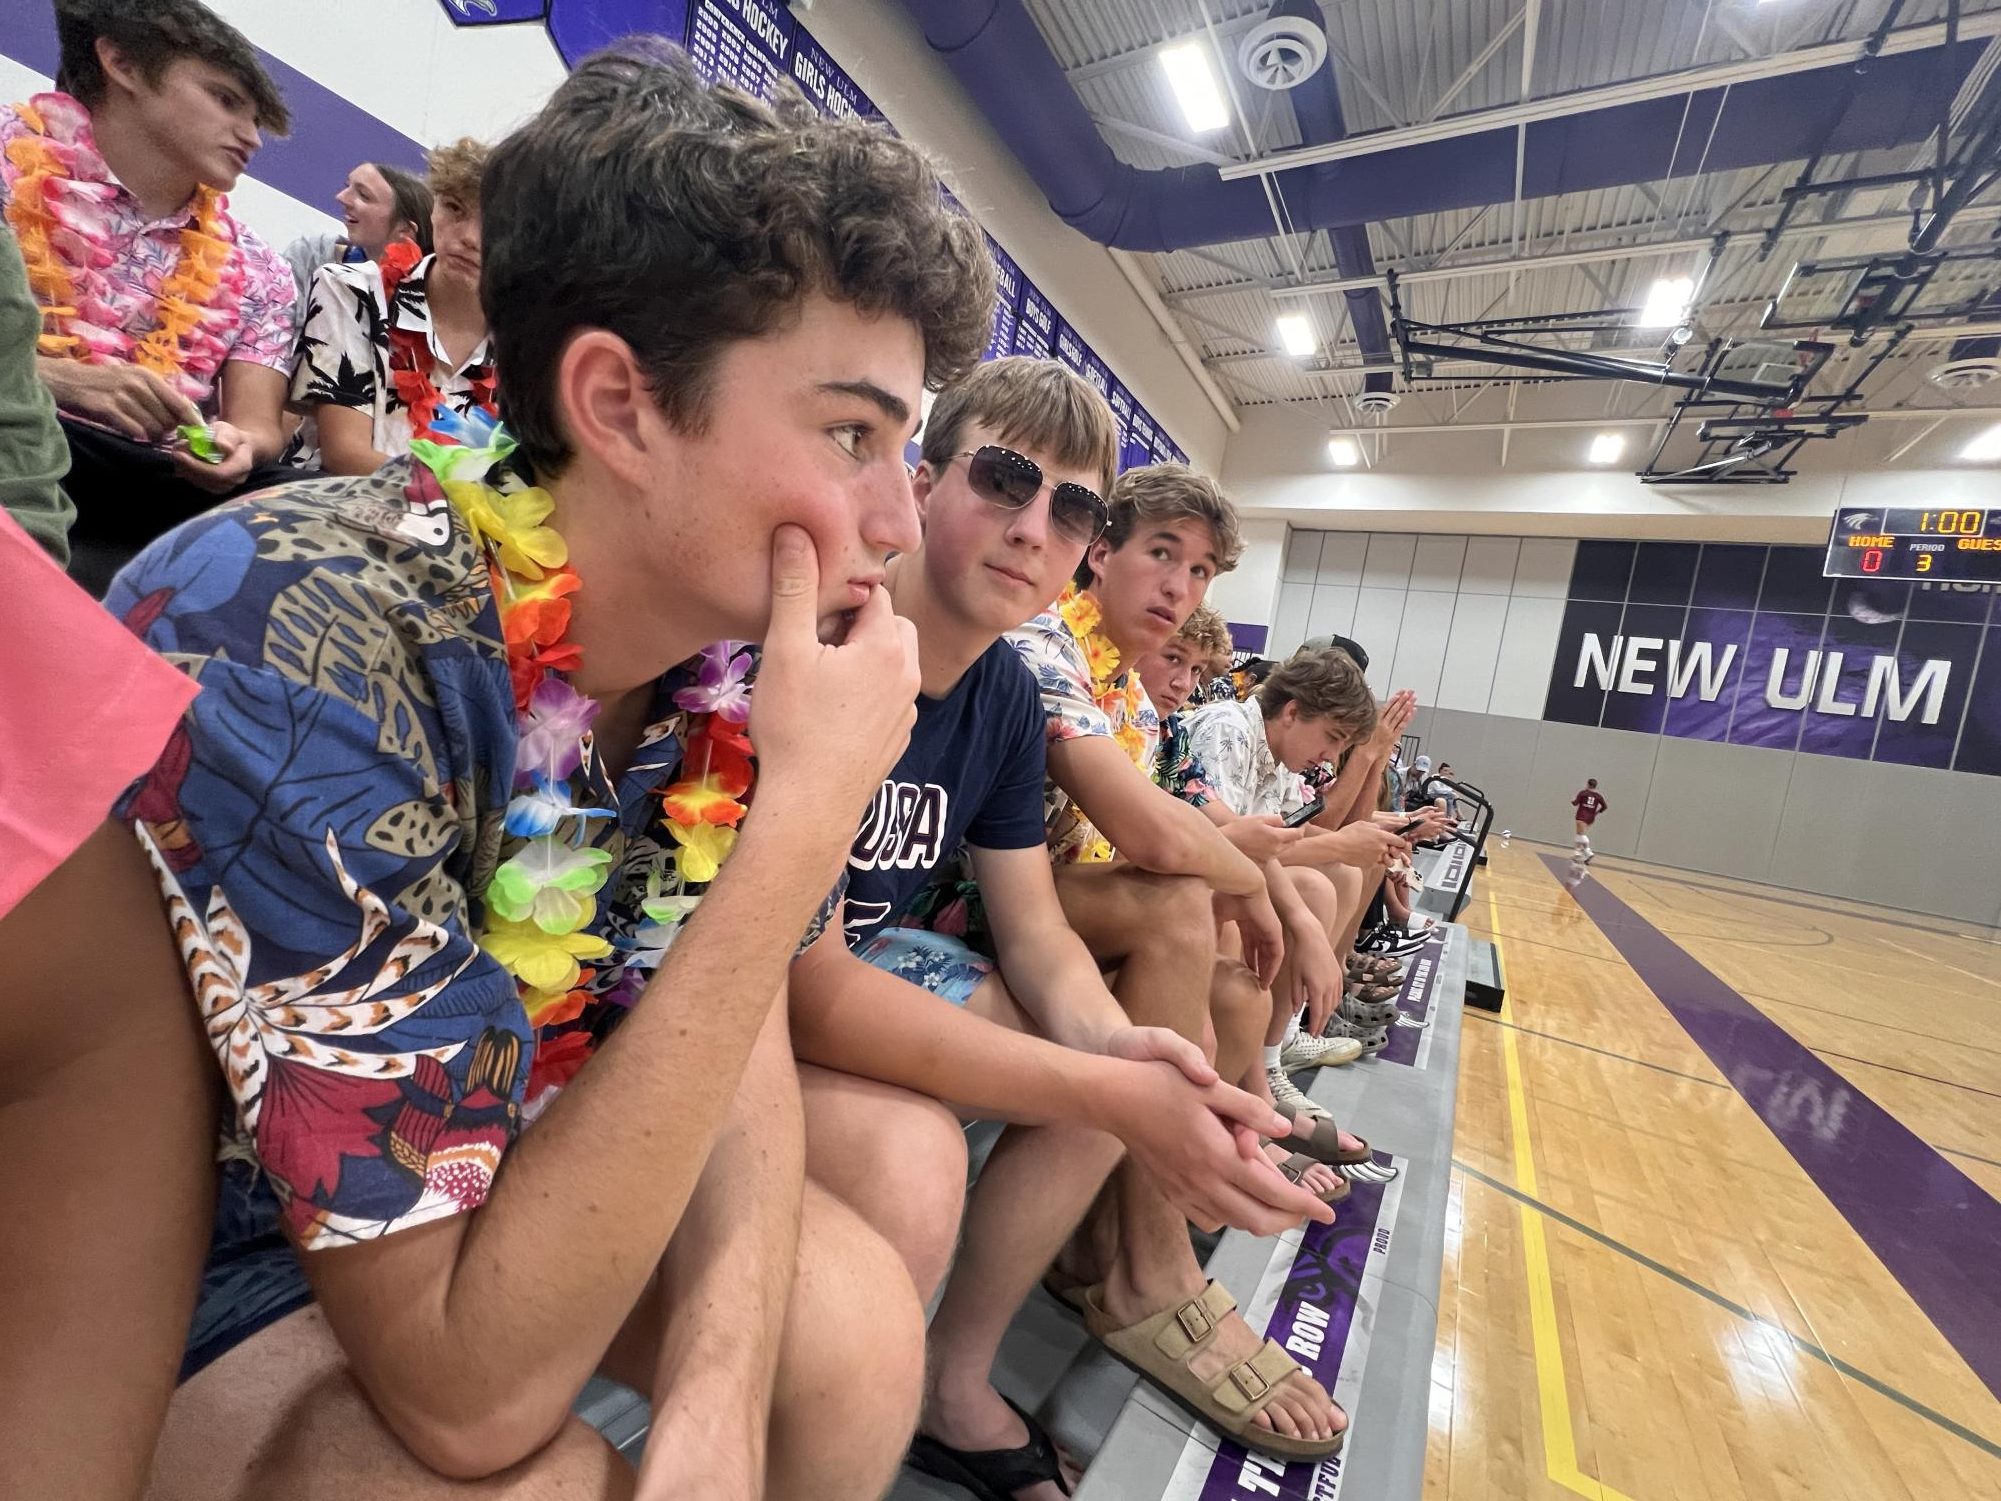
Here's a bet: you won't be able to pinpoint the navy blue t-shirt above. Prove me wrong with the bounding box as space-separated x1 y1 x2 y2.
843 640 1047 944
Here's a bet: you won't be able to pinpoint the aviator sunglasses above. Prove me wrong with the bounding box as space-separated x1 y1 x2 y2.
954 445 1109 547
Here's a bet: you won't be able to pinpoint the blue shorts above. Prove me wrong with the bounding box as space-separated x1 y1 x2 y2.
180 1155 313 1382
854 926 994 1006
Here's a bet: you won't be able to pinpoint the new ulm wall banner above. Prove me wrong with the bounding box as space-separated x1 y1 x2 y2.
1542 541 2001 776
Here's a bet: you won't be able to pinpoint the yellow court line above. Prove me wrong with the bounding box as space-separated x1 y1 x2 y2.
1484 882 1642 1501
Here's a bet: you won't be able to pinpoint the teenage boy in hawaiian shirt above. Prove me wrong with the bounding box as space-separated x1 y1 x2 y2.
1 0 301 590
98 42 996 1501
785 359 1342 1490
1182 649 1420 1080
972 465 1366 1458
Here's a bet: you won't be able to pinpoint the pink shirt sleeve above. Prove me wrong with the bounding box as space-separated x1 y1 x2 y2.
0 507 199 916
222 225 301 372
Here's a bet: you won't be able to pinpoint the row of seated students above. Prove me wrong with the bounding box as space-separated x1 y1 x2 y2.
0 6 1454 1500
1 0 496 594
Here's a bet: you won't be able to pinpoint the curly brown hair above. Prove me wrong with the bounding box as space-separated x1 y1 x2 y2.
1078 463 1244 587
1258 646 1378 739
481 38 997 477
424 138 487 212
1174 604 1234 677
56 0 289 133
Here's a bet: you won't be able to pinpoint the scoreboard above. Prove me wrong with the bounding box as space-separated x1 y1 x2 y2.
1823 506 2001 580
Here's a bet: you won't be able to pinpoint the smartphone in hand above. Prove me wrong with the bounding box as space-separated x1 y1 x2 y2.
1283 797 1327 829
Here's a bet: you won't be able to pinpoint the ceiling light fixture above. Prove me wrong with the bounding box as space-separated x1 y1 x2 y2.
1637 275 1695 328
1328 436 1360 467
1961 423 2001 461
1160 42 1231 133
1588 432 1626 465
1276 313 1316 356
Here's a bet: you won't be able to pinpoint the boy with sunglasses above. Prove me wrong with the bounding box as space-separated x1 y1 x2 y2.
787 358 1346 1491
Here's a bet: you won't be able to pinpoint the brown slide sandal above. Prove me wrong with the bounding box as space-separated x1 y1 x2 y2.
1273 1148 1351 1204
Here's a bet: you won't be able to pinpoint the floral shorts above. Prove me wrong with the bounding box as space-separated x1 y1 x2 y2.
854 926 994 1006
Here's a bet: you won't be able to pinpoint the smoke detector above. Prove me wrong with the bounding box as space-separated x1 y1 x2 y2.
1237 17 1328 91
1928 355 2001 390
1351 390 1400 414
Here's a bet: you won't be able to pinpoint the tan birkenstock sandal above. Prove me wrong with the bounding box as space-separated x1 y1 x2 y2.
1082 1281 1346 1462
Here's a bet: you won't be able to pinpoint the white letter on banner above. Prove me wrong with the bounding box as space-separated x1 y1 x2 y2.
1814 653 1857 716
1766 648 1820 711
1236 1456 1284 1495
1617 636 1664 694
1863 657 1952 724
1667 640 1737 700
1575 633 1621 689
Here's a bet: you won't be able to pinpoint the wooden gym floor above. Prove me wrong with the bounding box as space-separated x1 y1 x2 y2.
1429 840 2001 1501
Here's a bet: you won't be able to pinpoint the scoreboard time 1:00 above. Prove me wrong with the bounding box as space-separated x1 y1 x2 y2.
1823 506 2001 581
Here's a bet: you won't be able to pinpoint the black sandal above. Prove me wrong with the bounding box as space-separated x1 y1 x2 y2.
907 1394 1075 1500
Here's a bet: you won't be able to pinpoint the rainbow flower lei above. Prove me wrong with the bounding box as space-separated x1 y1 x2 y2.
3 93 241 404
409 413 755 1050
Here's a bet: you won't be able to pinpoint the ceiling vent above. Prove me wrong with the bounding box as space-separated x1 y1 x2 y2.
1928 355 2001 390
1351 390 1400 414
1237 17 1328 92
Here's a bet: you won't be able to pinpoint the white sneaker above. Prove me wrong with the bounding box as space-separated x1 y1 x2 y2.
1266 1066 1331 1122
1280 1031 1364 1073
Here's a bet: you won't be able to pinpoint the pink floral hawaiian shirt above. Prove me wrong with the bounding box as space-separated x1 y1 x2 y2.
0 93 297 412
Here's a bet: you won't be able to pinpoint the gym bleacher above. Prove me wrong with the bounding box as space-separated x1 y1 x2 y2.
570 907 1474 1501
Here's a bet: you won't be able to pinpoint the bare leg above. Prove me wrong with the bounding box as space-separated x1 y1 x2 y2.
1333 864 1371 955
1 822 216 1501
146 1306 637 1501
148 1190 920 1501
922 974 1126 1501
799 1064 970 1303
1052 867 1343 1445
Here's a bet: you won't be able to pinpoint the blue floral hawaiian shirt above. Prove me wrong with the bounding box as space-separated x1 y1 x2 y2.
107 457 830 1251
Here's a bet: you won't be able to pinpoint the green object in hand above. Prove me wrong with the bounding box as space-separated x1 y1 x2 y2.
177 423 223 464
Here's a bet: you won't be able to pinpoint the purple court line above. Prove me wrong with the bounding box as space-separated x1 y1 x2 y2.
1541 854 2001 1401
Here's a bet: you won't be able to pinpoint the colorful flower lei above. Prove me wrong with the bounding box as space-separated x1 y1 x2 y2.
3 93 240 403
410 414 754 1084
380 241 498 443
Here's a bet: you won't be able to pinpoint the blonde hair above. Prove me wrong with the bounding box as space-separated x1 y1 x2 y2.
920 357 1119 500
426 137 490 210
1082 463 1244 586
1175 604 1233 676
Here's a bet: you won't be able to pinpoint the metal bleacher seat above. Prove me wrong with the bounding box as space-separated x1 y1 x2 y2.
580 931 1470 1501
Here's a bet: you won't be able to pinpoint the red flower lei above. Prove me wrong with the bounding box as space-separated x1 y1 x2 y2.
380 241 497 444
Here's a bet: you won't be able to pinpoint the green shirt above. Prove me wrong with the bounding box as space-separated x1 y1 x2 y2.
0 222 73 565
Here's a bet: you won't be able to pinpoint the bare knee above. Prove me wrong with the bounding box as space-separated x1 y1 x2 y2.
802 1068 968 1301
771 1189 926 1501
1207 959 1267 1057
1285 865 1340 926
148 1310 632 1499
1097 868 1214 958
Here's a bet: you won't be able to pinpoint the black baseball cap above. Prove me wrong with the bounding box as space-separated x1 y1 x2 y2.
1301 633 1370 672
